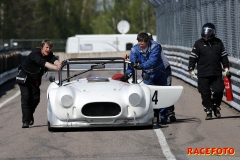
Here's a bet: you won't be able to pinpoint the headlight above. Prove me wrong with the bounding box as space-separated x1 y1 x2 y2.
61 95 73 108
127 84 143 106
129 93 141 106
56 86 75 108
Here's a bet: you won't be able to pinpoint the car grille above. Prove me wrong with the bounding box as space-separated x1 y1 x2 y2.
82 102 121 117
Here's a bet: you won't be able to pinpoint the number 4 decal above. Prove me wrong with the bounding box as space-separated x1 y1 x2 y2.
152 90 158 104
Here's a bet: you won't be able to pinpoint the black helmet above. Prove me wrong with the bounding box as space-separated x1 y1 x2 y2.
201 23 216 41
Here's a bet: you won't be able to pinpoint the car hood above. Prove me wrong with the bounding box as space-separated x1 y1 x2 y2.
65 78 129 92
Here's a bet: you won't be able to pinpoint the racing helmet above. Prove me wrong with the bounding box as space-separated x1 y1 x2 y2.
201 23 216 41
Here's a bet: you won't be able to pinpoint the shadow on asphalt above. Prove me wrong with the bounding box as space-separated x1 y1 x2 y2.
27 123 171 132
213 115 240 119
169 117 199 123
31 125 48 128
45 125 162 133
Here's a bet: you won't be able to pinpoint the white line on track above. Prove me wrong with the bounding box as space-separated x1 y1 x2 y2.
154 128 176 160
0 90 20 109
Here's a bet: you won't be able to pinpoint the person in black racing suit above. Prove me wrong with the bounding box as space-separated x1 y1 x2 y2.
188 23 229 120
18 39 62 128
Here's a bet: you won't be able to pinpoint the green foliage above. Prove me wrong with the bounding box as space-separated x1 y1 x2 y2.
0 0 156 39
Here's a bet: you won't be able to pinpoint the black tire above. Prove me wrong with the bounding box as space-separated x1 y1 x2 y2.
48 121 54 132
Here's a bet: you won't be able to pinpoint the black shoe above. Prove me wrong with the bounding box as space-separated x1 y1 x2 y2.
160 115 167 124
29 117 34 126
213 107 221 118
22 123 29 128
205 110 212 120
169 114 177 122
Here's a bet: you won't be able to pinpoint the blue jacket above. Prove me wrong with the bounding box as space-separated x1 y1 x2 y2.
126 40 167 86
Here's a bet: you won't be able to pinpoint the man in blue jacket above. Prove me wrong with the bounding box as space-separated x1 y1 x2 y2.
120 31 167 123
122 32 176 124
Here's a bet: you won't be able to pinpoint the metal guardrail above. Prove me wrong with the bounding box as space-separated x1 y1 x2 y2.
0 52 21 74
0 48 32 85
162 45 240 111
0 51 22 85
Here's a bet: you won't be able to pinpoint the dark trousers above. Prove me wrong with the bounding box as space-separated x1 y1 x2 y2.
19 78 40 123
154 65 175 118
159 66 175 116
198 76 224 111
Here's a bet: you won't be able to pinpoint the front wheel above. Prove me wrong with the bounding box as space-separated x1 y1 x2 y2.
48 121 54 132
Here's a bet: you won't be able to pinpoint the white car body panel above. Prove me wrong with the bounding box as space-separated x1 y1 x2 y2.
47 78 155 129
46 58 183 130
146 85 183 109
128 78 183 108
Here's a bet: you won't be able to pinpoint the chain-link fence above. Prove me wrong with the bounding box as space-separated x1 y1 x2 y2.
149 0 240 59
149 0 240 111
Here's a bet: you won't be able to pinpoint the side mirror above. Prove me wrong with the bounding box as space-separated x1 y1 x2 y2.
49 76 55 82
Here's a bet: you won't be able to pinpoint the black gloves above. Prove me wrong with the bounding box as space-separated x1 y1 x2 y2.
120 74 131 82
130 62 142 70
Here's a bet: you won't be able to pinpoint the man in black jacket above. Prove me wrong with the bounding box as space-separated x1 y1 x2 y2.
17 39 62 128
188 23 229 120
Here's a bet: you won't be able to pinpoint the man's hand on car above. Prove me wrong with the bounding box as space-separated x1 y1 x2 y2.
120 74 131 82
130 62 142 70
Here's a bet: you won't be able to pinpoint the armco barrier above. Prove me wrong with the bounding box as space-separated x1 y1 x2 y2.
0 68 18 85
162 44 240 111
0 51 23 85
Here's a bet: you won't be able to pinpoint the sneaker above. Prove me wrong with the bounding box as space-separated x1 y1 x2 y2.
169 114 177 122
205 110 212 120
213 107 221 118
22 123 29 128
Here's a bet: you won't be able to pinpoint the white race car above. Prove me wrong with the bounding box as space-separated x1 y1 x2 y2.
47 57 183 131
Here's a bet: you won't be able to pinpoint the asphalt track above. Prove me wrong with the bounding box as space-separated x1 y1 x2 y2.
0 71 240 160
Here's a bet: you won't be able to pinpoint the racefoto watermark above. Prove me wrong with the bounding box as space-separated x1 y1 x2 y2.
187 147 235 156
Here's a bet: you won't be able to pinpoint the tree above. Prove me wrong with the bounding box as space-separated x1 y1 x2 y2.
129 0 156 34
0 0 156 39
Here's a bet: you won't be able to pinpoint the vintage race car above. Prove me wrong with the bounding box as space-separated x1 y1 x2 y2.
46 57 183 131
